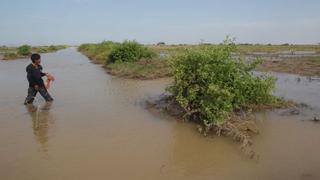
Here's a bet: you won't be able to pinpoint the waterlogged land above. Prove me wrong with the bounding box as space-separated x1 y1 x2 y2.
149 44 320 55
79 42 320 79
258 56 320 77
1 48 320 180
0 45 68 60
150 44 320 77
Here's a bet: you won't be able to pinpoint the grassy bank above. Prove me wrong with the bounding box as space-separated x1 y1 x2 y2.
78 41 171 79
0 45 68 60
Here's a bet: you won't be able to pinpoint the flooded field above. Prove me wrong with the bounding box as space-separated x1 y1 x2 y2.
1 48 320 180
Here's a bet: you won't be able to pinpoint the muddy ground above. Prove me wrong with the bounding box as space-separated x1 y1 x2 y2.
257 56 320 77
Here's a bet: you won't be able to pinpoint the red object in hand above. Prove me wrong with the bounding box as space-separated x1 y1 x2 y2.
45 74 55 89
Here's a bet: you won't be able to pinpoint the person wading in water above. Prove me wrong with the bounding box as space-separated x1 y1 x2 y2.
24 53 54 105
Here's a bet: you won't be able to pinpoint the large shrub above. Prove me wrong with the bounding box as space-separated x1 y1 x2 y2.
17 45 31 56
108 40 156 63
168 40 276 126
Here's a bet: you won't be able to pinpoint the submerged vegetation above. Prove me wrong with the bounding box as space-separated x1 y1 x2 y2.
147 39 295 157
0 45 67 60
167 39 279 126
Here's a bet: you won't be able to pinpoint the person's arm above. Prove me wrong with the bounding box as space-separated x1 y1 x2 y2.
39 65 47 77
40 72 47 77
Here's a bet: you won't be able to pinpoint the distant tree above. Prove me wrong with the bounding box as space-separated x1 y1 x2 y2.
17 45 31 56
157 42 166 46
48 45 58 51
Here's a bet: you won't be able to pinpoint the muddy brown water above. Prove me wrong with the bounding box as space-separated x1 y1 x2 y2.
1 48 320 180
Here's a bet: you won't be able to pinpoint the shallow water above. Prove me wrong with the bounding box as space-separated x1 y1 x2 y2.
1 48 320 180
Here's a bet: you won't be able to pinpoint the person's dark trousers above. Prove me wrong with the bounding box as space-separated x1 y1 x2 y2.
24 86 53 104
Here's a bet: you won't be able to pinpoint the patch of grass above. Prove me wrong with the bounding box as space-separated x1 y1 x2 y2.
106 58 170 79
78 41 117 63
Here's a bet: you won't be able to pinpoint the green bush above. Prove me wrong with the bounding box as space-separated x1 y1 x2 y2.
168 39 276 125
78 41 118 63
17 45 31 56
108 40 156 63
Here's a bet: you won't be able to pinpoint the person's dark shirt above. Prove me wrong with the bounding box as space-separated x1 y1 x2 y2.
26 63 46 87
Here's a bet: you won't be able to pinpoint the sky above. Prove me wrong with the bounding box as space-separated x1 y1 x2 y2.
0 0 319 45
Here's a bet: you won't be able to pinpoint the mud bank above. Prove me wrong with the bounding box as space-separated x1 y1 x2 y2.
257 56 320 77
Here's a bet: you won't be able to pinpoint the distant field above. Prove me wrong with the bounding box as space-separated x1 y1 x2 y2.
148 44 320 56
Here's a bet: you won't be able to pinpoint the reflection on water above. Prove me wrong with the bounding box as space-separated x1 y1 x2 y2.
25 103 53 153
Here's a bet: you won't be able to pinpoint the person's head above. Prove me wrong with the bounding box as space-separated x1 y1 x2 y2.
31 53 41 65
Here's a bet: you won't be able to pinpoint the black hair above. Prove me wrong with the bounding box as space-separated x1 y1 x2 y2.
30 53 41 63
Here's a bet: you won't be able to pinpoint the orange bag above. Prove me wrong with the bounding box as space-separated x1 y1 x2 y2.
45 74 55 89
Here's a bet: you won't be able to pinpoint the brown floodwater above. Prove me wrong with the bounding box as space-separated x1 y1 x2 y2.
1 48 320 180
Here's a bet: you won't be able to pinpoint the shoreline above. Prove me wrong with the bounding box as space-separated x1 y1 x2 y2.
0 45 68 60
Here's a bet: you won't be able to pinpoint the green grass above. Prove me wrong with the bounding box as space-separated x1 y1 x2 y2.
106 59 170 79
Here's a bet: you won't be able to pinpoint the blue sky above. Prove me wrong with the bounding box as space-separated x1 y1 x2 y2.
0 0 319 45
